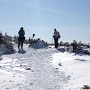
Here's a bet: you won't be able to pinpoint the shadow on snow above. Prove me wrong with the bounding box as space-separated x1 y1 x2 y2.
18 49 26 54
57 47 65 53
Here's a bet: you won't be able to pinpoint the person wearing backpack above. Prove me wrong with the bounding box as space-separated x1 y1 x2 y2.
18 27 25 50
53 28 61 48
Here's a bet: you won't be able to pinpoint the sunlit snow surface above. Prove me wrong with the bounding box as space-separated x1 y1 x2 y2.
0 44 90 90
52 50 90 90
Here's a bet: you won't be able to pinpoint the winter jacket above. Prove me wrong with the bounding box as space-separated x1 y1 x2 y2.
18 30 25 38
53 31 60 39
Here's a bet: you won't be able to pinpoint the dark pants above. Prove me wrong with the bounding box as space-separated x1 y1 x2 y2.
18 36 25 49
54 38 59 48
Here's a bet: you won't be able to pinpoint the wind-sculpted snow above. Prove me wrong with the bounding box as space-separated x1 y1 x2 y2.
0 45 69 90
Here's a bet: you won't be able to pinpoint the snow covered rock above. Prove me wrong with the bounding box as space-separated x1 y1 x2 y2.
30 40 48 49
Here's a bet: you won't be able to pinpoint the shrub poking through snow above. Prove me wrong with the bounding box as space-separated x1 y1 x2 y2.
0 32 15 54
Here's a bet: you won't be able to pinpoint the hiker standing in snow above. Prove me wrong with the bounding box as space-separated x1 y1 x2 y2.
18 27 25 50
53 28 60 48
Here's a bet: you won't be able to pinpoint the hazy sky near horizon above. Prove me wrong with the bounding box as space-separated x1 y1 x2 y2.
0 0 90 43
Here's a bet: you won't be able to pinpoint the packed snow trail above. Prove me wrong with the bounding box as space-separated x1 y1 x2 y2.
0 45 69 90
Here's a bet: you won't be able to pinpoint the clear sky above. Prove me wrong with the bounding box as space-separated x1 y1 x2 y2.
0 0 90 43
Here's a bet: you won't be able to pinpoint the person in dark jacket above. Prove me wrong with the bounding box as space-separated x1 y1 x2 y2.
18 27 25 50
53 28 61 48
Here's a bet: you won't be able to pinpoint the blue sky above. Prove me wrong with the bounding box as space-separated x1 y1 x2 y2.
0 0 90 43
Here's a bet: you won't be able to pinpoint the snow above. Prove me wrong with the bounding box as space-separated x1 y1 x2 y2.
0 44 90 90
52 50 90 89
0 44 13 54
30 40 48 49
0 45 7 54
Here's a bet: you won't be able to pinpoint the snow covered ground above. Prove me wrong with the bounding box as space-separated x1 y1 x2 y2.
52 49 90 90
0 44 90 90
